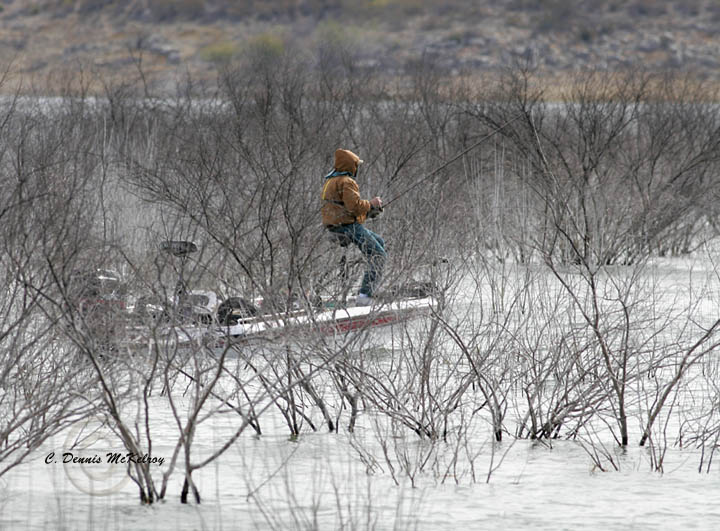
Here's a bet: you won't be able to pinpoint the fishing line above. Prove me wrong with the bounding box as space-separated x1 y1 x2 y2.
382 113 524 208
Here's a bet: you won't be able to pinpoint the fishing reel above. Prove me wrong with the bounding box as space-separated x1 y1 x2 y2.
368 205 384 219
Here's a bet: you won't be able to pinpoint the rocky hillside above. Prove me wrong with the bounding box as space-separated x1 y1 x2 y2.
2 0 719 93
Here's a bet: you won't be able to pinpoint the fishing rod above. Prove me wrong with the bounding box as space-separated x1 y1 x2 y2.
372 113 523 215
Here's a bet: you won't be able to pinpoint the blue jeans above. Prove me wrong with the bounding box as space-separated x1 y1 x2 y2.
328 223 386 296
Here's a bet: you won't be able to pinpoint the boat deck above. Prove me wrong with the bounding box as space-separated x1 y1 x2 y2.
122 296 435 349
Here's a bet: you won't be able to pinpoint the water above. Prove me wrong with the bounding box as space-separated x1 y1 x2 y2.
2 398 719 531
3 256 720 530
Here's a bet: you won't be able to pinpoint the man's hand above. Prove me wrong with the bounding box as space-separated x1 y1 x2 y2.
367 197 384 219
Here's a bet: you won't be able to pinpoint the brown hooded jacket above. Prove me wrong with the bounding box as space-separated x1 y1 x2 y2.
321 149 371 226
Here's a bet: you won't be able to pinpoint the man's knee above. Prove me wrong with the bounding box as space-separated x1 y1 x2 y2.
367 241 386 260
369 233 386 257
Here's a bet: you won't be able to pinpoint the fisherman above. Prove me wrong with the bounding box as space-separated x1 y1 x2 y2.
322 149 386 305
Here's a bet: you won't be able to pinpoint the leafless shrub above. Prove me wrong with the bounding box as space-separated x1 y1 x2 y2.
0 86 104 478
467 67 720 266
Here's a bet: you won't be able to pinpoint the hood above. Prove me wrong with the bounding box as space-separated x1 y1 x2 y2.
334 149 363 176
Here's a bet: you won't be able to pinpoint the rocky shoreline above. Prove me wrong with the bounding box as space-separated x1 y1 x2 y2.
1 1 719 92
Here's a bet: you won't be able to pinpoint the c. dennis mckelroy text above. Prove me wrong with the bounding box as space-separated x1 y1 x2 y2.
45 452 165 466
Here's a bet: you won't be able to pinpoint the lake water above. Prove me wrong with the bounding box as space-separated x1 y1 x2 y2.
3 256 720 530
4 421 719 530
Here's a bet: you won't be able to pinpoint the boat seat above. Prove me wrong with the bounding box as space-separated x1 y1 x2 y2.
327 230 352 248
